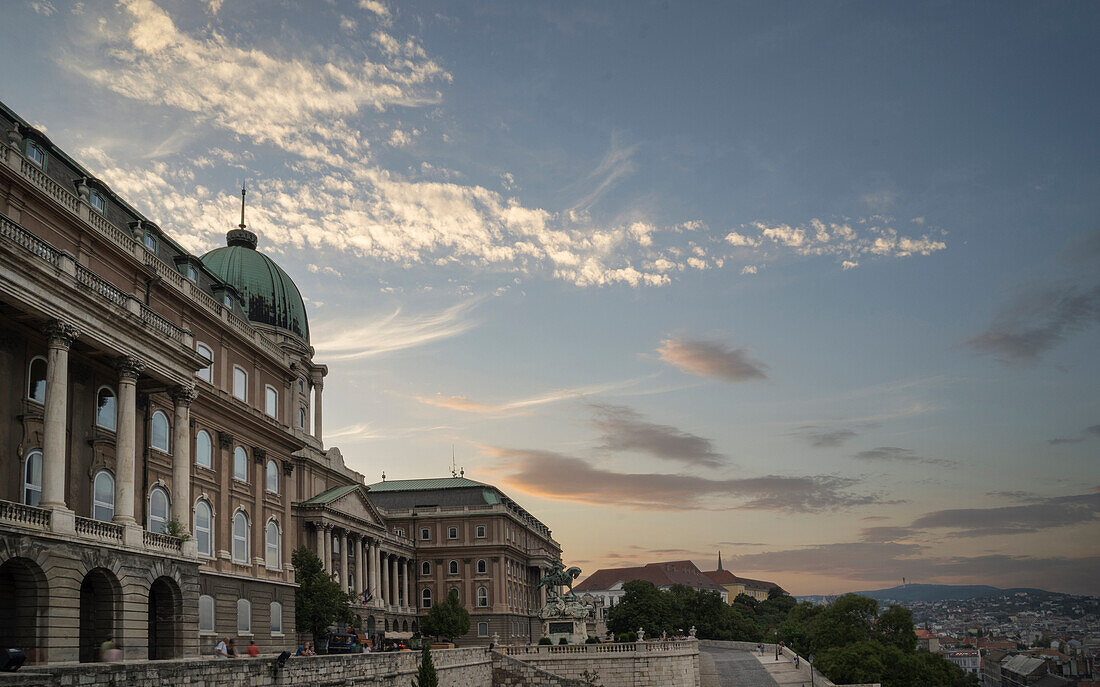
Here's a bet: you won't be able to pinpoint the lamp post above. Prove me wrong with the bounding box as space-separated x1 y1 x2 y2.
809 654 815 687
775 628 779 661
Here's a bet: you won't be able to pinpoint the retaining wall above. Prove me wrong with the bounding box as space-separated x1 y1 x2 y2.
0 647 491 687
492 652 586 687
502 640 699 687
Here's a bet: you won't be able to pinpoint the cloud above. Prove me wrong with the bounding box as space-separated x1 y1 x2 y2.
312 299 479 360
1049 423 1100 445
569 133 639 213
858 526 919 542
967 283 1100 364
307 264 342 278
656 338 767 382
724 217 946 269
487 447 877 512
793 426 858 448
725 542 1100 595
359 0 391 22
29 1 56 15
414 378 638 415
590 404 725 468
854 446 955 468
910 491 1100 537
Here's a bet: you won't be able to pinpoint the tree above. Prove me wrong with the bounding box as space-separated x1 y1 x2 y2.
809 594 878 652
876 605 918 653
606 580 673 639
411 644 438 687
421 589 470 642
293 546 354 647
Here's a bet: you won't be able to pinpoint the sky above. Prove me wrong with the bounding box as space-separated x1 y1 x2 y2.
2 0 1098 596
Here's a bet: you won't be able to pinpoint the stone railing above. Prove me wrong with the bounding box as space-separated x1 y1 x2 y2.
4 142 288 365
74 262 128 307
75 516 124 542
0 499 51 529
143 530 184 553
0 212 60 266
140 303 190 344
502 640 698 657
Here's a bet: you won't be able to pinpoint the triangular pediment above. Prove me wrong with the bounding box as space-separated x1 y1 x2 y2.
326 486 385 526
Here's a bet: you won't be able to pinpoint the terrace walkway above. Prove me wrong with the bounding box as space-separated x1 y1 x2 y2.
699 645 780 687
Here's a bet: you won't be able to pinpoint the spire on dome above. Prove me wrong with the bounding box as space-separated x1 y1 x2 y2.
239 184 247 230
225 182 258 249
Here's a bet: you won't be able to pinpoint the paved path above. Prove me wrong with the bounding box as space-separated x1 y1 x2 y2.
699 645 780 687
750 651 816 686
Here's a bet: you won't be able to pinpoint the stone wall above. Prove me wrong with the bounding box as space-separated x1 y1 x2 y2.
492 652 586 687
697 640 880 687
0 647 491 687
501 640 699 687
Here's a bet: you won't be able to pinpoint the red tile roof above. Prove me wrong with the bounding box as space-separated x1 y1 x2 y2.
702 570 782 592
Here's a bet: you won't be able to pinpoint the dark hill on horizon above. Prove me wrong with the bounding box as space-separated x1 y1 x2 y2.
797 583 1058 604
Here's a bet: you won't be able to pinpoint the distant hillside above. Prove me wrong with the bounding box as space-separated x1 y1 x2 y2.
799 584 1051 603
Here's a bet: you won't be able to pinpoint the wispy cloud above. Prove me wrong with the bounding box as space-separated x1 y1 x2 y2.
569 133 639 213
967 283 1100 364
414 378 639 415
792 425 858 448
854 446 955 468
1048 423 1100 446
656 338 768 382
487 447 876 512
590 403 726 468
312 299 479 360
910 491 1100 538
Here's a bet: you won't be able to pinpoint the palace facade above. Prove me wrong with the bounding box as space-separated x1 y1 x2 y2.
0 100 538 663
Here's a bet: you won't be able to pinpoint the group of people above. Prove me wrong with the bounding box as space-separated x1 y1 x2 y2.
295 642 317 656
213 637 260 658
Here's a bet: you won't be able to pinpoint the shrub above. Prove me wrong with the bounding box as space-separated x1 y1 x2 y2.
558 637 569 645
538 637 552 645
617 631 637 643
585 636 600 644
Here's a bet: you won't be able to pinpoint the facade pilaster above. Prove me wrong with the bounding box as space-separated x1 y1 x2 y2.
40 321 78 517
113 355 144 526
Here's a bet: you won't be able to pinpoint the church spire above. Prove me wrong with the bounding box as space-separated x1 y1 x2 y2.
718 550 723 571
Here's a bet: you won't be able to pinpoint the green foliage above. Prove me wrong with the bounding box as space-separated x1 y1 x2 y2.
164 517 191 542
585 636 600 644
411 645 438 687
292 547 354 646
608 581 760 642
616 631 637 643
580 669 603 687
558 637 569 645
538 637 552 645
733 593 759 610
877 605 918 652
420 589 470 642
607 580 673 639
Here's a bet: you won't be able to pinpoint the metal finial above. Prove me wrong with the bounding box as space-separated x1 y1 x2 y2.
381 470 386 481
239 184 247 230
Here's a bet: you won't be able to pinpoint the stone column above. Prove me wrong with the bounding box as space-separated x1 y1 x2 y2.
325 525 334 574
310 368 326 443
354 535 364 597
370 540 381 606
40 321 78 514
380 551 390 608
317 524 328 572
404 559 412 611
169 385 196 529
113 355 144 525
340 530 350 592
391 556 399 607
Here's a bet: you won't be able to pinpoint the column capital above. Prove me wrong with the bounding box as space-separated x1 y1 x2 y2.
115 355 145 381
218 431 235 449
253 446 267 463
170 384 198 407
282 459 295 476
44 320 80 349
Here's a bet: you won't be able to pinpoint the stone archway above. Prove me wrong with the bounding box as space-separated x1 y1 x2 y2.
402 620 409 632
148 576 182 660
80 568 121 663
366 615 376 634
0 557 48 664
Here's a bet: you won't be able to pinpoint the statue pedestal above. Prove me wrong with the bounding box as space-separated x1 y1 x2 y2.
543 618 586 645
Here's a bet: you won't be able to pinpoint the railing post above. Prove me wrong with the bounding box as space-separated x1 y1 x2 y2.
57 250 77 277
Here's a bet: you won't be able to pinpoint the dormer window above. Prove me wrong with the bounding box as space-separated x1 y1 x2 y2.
143 233 157 252
25 141 45 168
89 190 107 214
223 294 232 307
186 264 197 282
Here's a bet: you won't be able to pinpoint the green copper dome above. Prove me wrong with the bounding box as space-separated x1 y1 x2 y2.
201 229 310 342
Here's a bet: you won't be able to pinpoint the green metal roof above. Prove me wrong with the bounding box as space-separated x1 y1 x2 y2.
201 237 310 342
300 484 358 505
365 477 489 492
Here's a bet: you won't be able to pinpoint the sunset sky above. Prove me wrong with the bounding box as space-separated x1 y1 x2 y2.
2 0 1097 595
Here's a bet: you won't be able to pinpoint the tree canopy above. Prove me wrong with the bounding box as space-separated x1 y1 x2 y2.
421 589 471 642
292 546 354 646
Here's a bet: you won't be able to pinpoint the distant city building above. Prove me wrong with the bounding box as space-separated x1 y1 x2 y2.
573 560 729 616
916 628 941 653
701 552 783 603
945 648 981 675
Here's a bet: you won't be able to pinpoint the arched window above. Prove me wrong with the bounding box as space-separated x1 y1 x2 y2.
421 588 432 608
233 446 248 481
95 386 117 430
232 511 249 563
237 598 251 634
298 407 306 429
476 525 486 538
477 586 488 607
195 343 213 383
476 559 487 575
150 410 169 452
332 536 340 554
448 526 458 539
232 366 247 402
265 460 279 493
92 470 115 522
448 560 459 575
421 561 431 576
199 594 215 633
148 486 169 533
194 500 213 557
450 587 460 602
23 450 42 506
264 385 278 418
270 601 283 634
265 520 281 570
195 430 212 469
27 356 47 403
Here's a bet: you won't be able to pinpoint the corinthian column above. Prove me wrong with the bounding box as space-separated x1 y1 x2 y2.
170 385 197 529
113 355 144 525
340 530 350 591
40 321 79 511
354 535 364 598
380 551 389 608
391 556 399 607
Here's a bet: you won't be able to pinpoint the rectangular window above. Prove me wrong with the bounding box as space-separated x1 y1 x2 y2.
233 366 248 402
476 525 486 538
420 528 430 541
25 141 45 168
186 264 197 282
89 190 106 214
477 622 489 637
448 526 458 539
265 385 278 418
